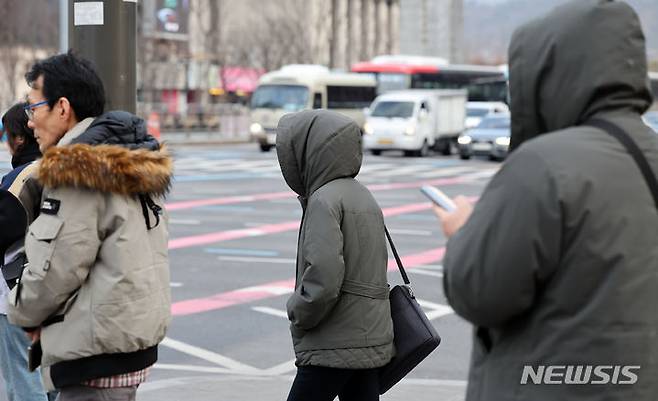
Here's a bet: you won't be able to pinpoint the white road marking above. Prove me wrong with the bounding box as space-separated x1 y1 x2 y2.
416 299 455 321
238 285 294 296
409 269 444 278
152 363 234 374
169 282 184 288
252 306 288 319
169 219 201 225
388 228 434 236
414 166 477 178
261 359 297 376
139 374 467 394
410 264 443 270
425 307 455 320
160 337 260 374
218 256 296 264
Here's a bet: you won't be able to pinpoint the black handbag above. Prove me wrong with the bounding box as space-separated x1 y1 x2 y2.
1 252 27 290
378 227 441 394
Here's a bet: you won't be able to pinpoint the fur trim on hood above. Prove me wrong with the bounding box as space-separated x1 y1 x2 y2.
38 144 172 196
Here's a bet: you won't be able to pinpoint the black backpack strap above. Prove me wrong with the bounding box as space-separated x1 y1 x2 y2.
584 119 658 210
384 226 410 285
139 194 163 230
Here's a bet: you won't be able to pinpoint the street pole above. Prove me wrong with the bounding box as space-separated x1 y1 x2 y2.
59 0 68 53
68 0 137 113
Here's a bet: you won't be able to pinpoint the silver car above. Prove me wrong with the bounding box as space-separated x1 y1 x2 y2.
643 111 658 133
458 113 511 161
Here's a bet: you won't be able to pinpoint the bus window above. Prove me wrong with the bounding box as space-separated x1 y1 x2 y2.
327 86 377 109
251 85 309 111
377 73 409 93
467 80 509 104
313 93 323 109
411 73 473 90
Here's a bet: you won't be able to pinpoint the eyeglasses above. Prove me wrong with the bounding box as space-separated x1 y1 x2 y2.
23 100 49 120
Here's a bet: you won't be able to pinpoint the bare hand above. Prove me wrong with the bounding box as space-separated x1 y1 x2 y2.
433 196 474 238
26 328 41 342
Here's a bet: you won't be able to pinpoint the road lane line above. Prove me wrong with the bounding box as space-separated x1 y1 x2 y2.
169 222 300 250
169 219 202 225
166 174 483 211
171 279 295 316
168 202 432 250
166 191 294 211
252 306 288 318
262 359 297 376
417 299 455 320
172 247 445 316
205 248 279 257
409 269 444 278
388 228 434 236
160 337 261 374
425 308 454 320
219 256 296 264
152 364 234 374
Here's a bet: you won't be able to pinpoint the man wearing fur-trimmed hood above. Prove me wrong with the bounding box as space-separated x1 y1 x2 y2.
7 51 172 400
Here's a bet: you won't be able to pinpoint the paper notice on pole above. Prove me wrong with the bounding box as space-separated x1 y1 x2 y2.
74 2 104 26
123 0 137 3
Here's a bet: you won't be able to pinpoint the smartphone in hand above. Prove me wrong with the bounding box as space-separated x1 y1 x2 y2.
27 340 42 372
420 185 457 212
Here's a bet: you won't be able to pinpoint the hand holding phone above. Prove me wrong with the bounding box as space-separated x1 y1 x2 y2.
420 185 457 212
27 339 42 372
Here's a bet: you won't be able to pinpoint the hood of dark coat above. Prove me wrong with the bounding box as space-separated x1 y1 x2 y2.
71 110 160 151
276 110 363 198
508 0 653 151
38 144 172 196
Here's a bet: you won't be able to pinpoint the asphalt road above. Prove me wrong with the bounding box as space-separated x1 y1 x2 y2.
0 143 502 401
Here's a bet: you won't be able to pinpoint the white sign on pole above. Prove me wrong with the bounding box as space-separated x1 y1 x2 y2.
74 2 104 26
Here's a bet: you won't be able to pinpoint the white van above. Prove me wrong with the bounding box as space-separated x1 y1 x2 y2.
249 65 377 151
363 90 467 157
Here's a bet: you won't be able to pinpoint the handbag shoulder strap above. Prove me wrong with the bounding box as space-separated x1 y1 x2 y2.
384 226 411 285
584 118 658 210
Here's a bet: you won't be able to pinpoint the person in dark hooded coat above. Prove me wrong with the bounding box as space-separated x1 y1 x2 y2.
277 110 394 401
434 1 658 400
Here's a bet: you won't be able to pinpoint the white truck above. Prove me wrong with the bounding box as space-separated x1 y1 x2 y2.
363 90 467 157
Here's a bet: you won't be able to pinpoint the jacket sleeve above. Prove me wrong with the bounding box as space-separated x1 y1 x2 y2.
0 164 41 257
443 146 562 328
7 187 102 328
287 197 345 330
0 190 26 257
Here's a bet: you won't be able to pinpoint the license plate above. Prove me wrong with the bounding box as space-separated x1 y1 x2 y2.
378 138 394 145
267 133 277 144
472 143 492 151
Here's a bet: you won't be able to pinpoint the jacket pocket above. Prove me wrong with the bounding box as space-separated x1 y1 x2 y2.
93 291 169 353
25 215 64 277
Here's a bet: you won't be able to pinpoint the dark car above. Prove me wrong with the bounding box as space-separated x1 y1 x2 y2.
457 113 511 161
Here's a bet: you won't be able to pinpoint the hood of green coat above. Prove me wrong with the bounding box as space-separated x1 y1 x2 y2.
508 0 653 151
276 110 362 198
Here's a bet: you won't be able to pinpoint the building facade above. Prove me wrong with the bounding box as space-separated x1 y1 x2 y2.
307 0 400 70
399 0 464 63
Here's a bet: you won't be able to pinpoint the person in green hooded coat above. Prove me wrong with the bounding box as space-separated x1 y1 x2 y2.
277 110 394 401
435 1 658 400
